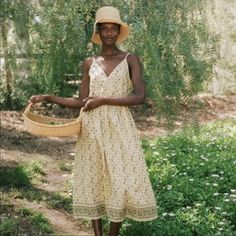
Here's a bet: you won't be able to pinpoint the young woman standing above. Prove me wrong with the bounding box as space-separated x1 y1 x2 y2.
30 6 157 236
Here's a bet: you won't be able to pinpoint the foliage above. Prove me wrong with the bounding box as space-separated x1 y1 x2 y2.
122 0 216 122
0 218 18 235
121 119 236 235
0 0 33 109
1 0 216 122
0 206 53 235
0 165 31 188
29 1 98 97
0 161 44 188
0 160 72 213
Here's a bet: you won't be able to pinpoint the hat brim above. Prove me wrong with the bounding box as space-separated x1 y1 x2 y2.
91 18 130 45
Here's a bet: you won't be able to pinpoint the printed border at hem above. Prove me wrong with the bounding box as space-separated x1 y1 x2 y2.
73 214 158 223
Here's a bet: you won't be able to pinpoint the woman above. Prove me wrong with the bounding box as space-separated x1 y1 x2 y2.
30 6 157 236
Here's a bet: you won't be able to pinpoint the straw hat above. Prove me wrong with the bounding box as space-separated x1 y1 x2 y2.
91 6 130 45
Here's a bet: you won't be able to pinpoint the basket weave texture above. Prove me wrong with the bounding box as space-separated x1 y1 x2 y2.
23 103 82 137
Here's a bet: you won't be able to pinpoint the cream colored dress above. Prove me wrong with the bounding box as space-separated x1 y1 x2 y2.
73 53 157 222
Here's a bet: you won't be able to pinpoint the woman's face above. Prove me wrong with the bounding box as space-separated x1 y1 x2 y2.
97 23 120 45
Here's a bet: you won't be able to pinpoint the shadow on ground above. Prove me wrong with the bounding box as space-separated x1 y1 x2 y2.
0 127 76 158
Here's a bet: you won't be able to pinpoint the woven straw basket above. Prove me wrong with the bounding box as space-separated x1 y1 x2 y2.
23 103 82 137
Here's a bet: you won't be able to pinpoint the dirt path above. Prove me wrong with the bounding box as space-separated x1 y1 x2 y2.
1 94 236 235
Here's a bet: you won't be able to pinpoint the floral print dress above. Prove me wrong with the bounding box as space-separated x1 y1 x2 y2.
73 53 157 222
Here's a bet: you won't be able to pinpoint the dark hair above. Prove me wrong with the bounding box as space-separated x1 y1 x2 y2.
96 23 121 33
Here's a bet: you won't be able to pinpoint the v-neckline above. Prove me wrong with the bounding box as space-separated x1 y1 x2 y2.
96 55 128 79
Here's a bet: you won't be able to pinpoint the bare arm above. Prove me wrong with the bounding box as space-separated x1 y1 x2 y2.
83 54 145 111
29 58 91 108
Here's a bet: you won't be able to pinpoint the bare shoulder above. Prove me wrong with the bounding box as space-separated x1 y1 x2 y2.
126 53 141 67
82 57 93 71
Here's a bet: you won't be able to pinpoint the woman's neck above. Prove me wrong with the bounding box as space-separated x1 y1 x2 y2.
100 45 121 56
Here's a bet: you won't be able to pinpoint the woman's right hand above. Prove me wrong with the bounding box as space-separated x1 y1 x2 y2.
29 95 49 104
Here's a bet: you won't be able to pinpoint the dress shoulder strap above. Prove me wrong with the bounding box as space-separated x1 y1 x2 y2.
125 53 130 59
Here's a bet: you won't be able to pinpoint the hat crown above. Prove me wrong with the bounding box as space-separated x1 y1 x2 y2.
96 6 121 22
91 6 130 45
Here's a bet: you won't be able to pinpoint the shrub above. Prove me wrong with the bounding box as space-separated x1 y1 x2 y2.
121 119 236 236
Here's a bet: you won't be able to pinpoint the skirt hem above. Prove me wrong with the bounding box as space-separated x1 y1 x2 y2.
73 214 158 223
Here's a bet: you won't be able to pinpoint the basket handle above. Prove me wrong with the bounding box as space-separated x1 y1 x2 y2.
77 107 84 121
24 102 84 120
23 102 33 115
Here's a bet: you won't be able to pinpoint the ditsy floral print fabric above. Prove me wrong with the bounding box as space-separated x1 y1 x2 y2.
73 54 157 222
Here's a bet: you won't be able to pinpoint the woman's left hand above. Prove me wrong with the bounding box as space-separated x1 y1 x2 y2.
83 96 105 111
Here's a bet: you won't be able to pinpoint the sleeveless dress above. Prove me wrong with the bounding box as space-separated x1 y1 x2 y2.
73 53 157 222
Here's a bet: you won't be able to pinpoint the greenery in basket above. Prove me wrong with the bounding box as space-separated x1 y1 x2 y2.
48 121 66 126
121 119 236 236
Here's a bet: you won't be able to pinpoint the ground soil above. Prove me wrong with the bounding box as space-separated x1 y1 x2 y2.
0 94 236 235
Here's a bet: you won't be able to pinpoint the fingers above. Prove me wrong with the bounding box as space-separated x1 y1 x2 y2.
83 97 93 111
28 95 45 104
83 96 94 103
28 96 37 104
83 101 90 111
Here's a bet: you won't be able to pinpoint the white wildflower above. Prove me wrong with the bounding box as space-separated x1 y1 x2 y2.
211 174 220 178
213 192 219 196
168 213 175 217
167 185 173 190
200 155 209 162
33 15 41 24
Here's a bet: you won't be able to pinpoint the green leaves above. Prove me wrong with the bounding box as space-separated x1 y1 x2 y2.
124 0 216 122
1 0 216 118
121 119 236 235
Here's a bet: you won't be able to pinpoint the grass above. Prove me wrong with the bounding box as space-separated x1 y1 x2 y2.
0 160 45 188
121 119 236 236
1 119 235 235
0 161 57 234
0 206 53 235
0 218 18 235
0 159 73 214
58 161 72 172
